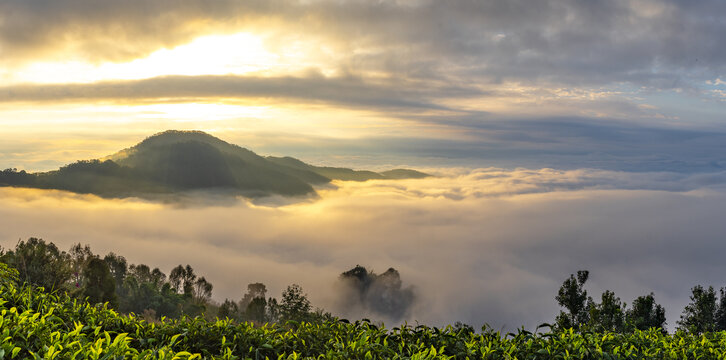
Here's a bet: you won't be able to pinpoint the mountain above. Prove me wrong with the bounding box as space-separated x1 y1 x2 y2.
0 130 430 198
266 156 386 181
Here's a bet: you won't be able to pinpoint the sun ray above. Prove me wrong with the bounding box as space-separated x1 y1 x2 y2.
7 32 299 84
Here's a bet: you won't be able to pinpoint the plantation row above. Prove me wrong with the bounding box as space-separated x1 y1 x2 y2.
4 263 726 359
5 238 726 335
6 238 726 358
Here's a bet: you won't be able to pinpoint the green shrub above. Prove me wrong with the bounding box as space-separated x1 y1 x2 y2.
4 263 726 359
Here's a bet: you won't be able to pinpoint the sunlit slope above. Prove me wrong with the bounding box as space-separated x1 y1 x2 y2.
0 130 430 198
110 131 325 196
111 131 330 185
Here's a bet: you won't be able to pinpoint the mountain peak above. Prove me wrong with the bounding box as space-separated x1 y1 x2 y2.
1 130 430 199
148 129 215 139
138 130 224 147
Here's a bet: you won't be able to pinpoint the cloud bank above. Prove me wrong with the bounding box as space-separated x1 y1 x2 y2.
2 167 726 329
3 0 726 91
3 118 726 174
0 75 467 113
4 0 726 128
3 0 726 179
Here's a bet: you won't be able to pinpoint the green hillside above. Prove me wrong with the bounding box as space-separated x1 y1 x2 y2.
0 130 430 198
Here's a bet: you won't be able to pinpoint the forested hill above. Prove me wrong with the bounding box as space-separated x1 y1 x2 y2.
0 130 429 198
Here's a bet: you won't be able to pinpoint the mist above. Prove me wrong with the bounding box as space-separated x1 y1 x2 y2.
2 167 726 330
335 265 416 322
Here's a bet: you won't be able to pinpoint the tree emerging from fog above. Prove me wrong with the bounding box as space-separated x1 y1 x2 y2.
335 265 416 322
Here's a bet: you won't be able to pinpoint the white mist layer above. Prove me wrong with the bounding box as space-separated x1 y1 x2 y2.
2 167 726 330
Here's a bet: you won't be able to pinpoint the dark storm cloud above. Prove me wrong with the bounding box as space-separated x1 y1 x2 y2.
3 0 726 89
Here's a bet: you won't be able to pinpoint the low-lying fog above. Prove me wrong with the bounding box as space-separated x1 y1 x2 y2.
3 167 726 331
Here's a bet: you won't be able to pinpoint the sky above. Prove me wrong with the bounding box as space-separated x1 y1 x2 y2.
2 0 726 329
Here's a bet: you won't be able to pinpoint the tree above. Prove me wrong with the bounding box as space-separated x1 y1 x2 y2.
337 265 415 321
555 270 590 330
625 293 667 332
266 297 280 323
69 243 94 291
367 268 415 319
279 284 312 322
103 252 128 296
168 266 181 292
588 290 625 332
168 265 212 316
238 282 268 323
240 283 267 310
83 257 118 307
244 297 268 324
715 288 726 331
151 268 166 285
156 282 184 318
192 276 213 305
0 238 72 291
130 264 165 287
117 262 181 318
0 168 34 186
169 264 196 295
218 299 239 320
119 275 151 314
678 285 718 334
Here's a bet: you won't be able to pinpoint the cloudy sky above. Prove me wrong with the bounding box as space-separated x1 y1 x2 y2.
3 0 726 171
2 0 726 329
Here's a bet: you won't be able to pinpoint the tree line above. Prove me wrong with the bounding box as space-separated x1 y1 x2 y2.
6 237 726 333
0 238 329 324
555 270 726 334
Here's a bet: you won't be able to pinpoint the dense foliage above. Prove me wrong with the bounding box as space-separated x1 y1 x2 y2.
554 270 726 335
5 263 726 359
0 239 213 320
554 271 667 333
0 238 332 325
6 238 726 358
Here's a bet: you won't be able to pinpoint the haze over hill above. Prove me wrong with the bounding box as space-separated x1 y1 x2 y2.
0 130 429 198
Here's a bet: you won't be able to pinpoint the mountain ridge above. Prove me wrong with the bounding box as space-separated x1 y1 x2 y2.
0 130 430 198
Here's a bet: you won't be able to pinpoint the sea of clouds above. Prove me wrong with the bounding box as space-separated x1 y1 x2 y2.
2 167 726 331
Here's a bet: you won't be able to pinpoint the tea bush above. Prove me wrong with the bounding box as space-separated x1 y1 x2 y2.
4 263 726 359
